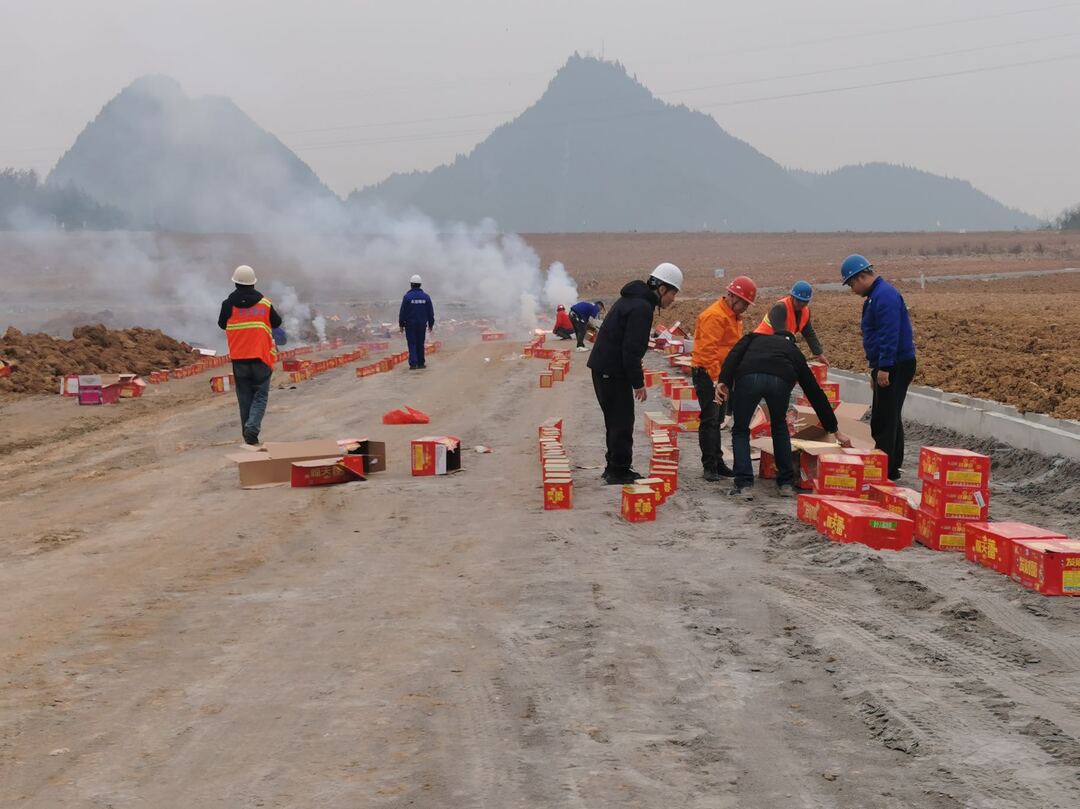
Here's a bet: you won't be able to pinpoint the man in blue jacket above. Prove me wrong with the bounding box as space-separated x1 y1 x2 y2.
399 274 435 370
842 254 917 481
569 300 605 351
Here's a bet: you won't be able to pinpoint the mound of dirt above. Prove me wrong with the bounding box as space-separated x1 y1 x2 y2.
0 324 194 395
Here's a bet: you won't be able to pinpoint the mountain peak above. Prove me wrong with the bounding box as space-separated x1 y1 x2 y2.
536 54 654 110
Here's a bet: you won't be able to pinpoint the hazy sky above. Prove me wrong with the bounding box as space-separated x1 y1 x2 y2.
3 0 1079 219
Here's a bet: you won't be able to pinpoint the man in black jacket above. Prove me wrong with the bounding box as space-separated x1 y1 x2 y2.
718 331 851 499
587 262 683 484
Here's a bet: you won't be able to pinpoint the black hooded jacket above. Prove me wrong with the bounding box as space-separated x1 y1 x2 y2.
218 286 283 331
586 280 658 389
719 332 839 433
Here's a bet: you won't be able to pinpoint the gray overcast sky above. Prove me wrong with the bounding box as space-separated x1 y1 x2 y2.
3 0 1079 219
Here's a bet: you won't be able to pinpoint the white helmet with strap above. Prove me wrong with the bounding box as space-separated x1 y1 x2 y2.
649 262 683 291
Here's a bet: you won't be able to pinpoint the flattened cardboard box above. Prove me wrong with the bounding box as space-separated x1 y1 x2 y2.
228 440 344 489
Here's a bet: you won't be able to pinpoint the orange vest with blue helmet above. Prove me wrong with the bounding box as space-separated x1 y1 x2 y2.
754 295 810 337
226 297 277 368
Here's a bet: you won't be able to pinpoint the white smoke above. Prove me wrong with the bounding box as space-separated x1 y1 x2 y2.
2 202 580 347
542 261 579 310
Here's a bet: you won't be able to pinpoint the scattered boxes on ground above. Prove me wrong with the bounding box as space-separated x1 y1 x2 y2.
227 438 387 489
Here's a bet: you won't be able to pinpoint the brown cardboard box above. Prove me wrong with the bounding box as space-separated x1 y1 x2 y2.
228 440 345 489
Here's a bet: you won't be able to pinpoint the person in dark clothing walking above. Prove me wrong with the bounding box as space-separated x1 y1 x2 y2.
718 331 851 500
217 264 283 446
587 262 682 485
399 274 435 370
569 300 605 351
841 254 917 480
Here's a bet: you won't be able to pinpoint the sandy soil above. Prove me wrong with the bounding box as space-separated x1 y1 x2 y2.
3 338 1080 807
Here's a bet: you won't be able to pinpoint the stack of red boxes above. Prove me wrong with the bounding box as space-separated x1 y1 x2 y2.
914 447 991 552
539 418 572 510
645 425 679 506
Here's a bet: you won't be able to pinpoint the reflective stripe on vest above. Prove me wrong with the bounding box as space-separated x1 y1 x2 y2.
226 297 277 367
753 296 810 336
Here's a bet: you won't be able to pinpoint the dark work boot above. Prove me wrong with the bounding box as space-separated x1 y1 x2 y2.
703 467 722 482
715 461 735 478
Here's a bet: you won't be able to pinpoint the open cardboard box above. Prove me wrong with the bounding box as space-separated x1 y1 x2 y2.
751 403 872 488
228 438 387 489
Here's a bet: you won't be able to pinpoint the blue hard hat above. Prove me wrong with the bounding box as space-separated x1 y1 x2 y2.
840 254 873 284
790 281 813 302
272 327 287 346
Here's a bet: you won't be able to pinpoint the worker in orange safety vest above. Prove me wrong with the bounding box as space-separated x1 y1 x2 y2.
753 280 827 364
690 275 757 481
218 264 283 446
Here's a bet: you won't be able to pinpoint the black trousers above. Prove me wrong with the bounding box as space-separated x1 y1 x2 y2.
871 358 916 478
691 367 726 472
592 368 635 475
570 313 589 347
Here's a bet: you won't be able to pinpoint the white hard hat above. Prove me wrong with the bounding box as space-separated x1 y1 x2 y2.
231 265 257 285
649 262 683 291
410 274 423 285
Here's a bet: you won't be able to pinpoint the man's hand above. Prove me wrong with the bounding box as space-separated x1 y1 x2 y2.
833 430 854 448
428 324 434 333
875 369 891 388
715 382 729 404
634 386 648 403
815 354 829 366
399 325 405 334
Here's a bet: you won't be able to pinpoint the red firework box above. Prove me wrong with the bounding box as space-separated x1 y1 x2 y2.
913 510 968 552
355 364 376 378
377 358 392 373
532 347 555 360
538 418 564 441
670 385 697 401
636 476 668 505
539 373 553 388
543 475 573 510
1011 539 1080 595
210 374 235 393
651 434 679 464
817 499 914 550
841 448 888 489
411 436 462 476
664 340 685 356
59 374 81 395
796 382 841 409
643 369 662 387
290 457 360 487
796 493 864 526
621 484 658 523
869 484 921 519
918 447 991 490
965 522 1068 575
919 480 990 521
551 365 567 383
808 361 828 384
538 442 564 467
667 398 701 430
812 453 864 497
481 331 507 341
649 460 679 497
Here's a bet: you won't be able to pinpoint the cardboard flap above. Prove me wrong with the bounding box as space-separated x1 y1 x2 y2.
262 440 341 459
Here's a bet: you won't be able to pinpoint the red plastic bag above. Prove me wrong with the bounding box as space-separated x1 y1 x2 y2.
382 405 431 425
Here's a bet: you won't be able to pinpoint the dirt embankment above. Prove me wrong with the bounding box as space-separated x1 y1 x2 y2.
0 324 195 395
663 283 1080 421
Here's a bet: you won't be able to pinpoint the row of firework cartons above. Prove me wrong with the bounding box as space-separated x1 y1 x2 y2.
539 418 572 509
643 371 701 430
540 356 571 387
621 425 680 522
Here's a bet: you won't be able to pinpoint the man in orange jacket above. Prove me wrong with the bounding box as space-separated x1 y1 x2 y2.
753 281 827 364
690 276 757 480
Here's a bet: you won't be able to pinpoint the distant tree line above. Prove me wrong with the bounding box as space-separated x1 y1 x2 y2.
0 168 125 230
1059 203 1080 230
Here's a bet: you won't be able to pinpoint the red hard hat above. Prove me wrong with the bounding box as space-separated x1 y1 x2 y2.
727 275 757 305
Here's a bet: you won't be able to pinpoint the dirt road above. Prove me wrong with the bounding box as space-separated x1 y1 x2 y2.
3 341 1080 807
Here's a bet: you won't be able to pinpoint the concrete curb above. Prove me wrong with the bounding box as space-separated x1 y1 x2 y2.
827 369 1080 460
